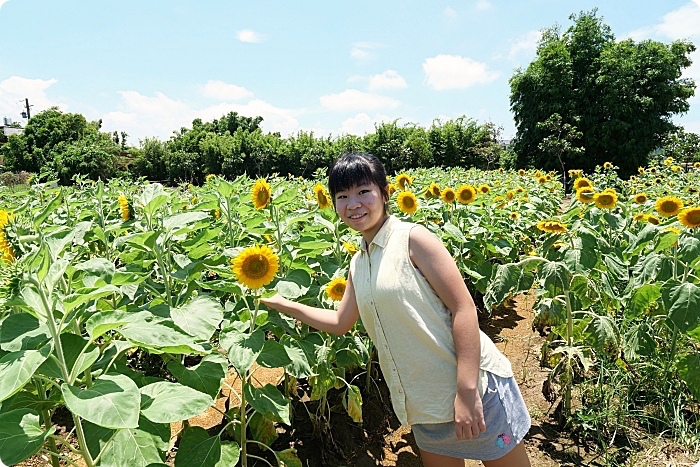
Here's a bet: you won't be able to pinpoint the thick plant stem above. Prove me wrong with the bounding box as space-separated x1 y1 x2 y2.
240 371 249 467
563 287 574 417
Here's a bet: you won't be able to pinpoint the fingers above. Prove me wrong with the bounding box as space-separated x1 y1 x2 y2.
454 420 484 440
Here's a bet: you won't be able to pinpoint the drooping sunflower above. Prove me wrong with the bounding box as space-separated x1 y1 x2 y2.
515 186 525 194
574 178 593 190
536 220 568 234
576 188 595 204
0 210 16 263
493 196 506 208
678 207 700 228
252 179 272 210
664 157 674 166
603 161 613 169
510 212 519 220
638 166 645 174
506 190 515 200
456 185 477 204
633 212 647 222
205 174 217 183
441 187 456 204
593 190 618 209
633 193 648 204
537 176 547 185
478 184 490 194
231 245 279 289
343 241 359 256
396 191 419 215
647 215 661 225
396 173 413 191
325 277 347 301
655 196 684 218
387 183 397 197
117 195 131 221
313 183 331 209
425 182 441 199
672 165 682 173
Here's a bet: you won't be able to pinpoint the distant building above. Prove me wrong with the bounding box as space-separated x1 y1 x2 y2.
1 117 24 137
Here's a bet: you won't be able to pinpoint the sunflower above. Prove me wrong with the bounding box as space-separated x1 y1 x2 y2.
313 183 331 209
654 177 663 184
638 166 645 174
649 167 657 174
506 190 515 201
537 176 547 185
231 245 279 289
664 157 673 166
633 212 647 222
387 183 397 196
515 187 525 194
655 196 684 218
426 182 441 199
694 162 700 170
396 173 413 191
493 196 506 208
517 169 526 176
325 277 347 301
593 190 618 209
343 241 359 256
205 174 217 183
574 178 593 190
510 212 519 220
647 215 660 225
478 184 490 194
603 162 613 169
672 165 682 173
252 179 272 210
534 170 543 178
536 220 568 234
455 185 477 204
633 193 648 204
576 188 595 204
397 191 419 215
678 207 700 228
0 210 15 263
213 208 221 219
441 187 456 204
118 195 131 221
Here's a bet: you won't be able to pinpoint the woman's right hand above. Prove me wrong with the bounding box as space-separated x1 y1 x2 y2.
258 293 288 312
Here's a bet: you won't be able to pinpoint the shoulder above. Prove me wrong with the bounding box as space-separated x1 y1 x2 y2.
408 223 446 257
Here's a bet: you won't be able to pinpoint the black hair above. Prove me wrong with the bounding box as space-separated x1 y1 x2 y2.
328 153 389 205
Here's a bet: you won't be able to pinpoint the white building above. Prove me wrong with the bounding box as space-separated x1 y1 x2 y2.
1 117 24 137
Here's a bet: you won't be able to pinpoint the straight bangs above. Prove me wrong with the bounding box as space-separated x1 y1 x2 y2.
328 160 376 200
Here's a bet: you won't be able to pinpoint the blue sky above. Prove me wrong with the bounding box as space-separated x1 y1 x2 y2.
1 1 699 144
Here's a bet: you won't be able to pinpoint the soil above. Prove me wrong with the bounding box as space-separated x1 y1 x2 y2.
18 294 700 467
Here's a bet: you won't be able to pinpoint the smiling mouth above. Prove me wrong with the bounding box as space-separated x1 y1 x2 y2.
348 213 366 220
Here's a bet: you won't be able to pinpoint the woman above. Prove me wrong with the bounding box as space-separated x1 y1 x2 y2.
261 153 531 466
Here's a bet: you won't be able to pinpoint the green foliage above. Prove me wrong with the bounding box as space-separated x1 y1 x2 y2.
510 10 696 178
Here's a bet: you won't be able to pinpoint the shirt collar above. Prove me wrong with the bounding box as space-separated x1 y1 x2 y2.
361 215 398 252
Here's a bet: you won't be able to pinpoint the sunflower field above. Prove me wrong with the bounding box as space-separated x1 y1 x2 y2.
0 159 699 466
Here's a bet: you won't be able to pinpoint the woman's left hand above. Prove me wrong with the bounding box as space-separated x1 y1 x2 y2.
454 388 486 440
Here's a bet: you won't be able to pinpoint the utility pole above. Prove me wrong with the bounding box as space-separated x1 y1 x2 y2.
21 98 32 119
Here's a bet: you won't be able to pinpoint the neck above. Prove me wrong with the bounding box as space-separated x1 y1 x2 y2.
362 214 390 246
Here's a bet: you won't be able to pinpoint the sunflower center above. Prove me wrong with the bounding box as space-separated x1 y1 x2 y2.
660 201 678 213
687 211 700 224
403 197 415 208
318 191 327 205
258 190 269 202
242 255 269 279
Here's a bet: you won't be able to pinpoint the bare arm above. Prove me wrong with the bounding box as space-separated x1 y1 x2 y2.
259 272 360 335
408 225 485 440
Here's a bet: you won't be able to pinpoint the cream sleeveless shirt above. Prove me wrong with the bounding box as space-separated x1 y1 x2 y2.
349 216 513 426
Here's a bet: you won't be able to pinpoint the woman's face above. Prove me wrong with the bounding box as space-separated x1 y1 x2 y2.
334 183 388 239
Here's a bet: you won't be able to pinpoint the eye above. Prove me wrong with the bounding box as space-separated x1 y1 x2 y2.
359 189 371 195
335 194 347 200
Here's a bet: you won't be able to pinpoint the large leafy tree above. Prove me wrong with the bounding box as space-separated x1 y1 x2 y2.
510 10 696 177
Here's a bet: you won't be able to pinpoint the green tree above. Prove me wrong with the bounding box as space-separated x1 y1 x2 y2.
536 113 584 190
510 10 696 177
661 128 700 163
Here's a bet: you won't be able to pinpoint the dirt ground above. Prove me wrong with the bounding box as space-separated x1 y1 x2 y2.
20 294 699 467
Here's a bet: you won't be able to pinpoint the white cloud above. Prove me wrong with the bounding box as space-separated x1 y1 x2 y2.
444 6 458 20
628 1 700 41
0 0 9 9
475 0 493 11
0 76 62 122
236 29 264 43
508 30 541 60
350 42 381 60
320 89 400 111
422 54 499 90
367 70 408 91
200 80 253 101
338 113 393 136
100 90 300 142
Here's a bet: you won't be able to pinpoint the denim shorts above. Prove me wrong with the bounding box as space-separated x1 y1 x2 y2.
411 372 531 461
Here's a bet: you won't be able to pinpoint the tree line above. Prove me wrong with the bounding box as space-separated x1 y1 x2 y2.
1 10 698 186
